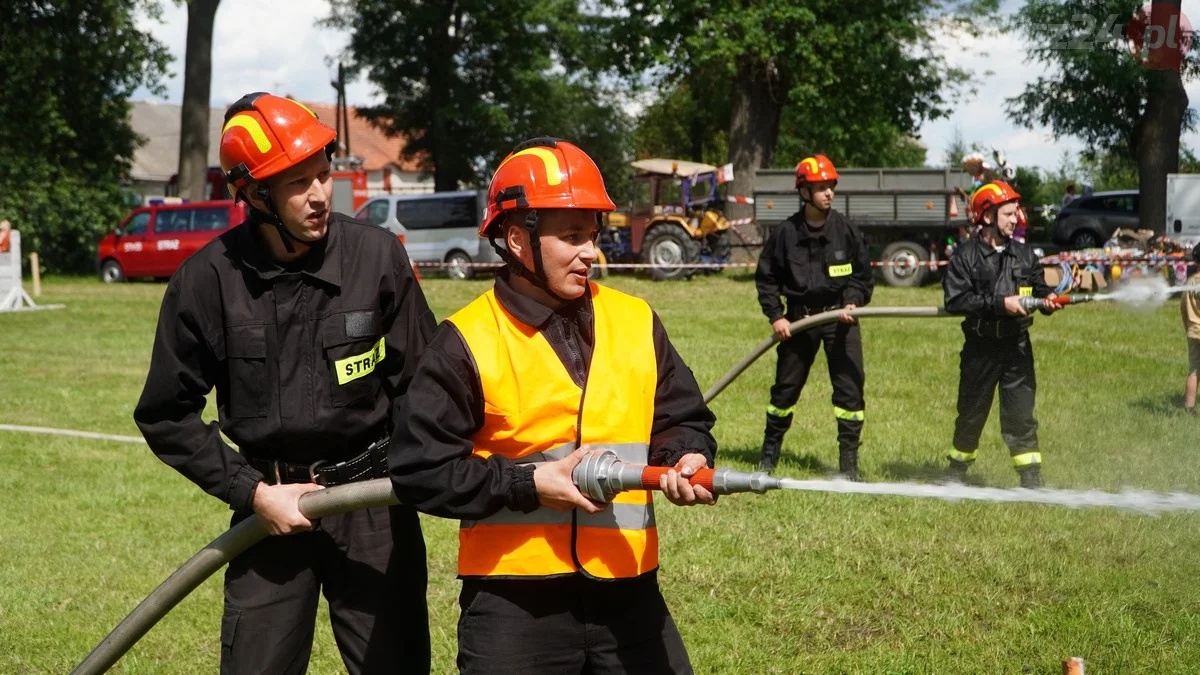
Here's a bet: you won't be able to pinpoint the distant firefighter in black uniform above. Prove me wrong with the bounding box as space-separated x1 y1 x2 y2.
942 180 1060 488
754 154 873 478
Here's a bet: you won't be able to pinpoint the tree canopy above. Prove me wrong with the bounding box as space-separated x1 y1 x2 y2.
0 0 170 272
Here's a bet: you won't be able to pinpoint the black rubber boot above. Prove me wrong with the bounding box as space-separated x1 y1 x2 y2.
946 459 970 484
836 417 863 482
838 449 861 482
758 412 792 474
1018 465 1042 489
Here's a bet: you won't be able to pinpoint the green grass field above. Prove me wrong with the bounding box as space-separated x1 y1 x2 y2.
4 274 1200 673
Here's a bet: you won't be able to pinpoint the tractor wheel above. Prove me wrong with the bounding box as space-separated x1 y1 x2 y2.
706 230 733 262
642 225 701 281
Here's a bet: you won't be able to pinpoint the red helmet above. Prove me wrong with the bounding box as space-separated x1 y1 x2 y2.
219 93 336 197
971 181 1021 225
479 138 615 238
795 154 839 188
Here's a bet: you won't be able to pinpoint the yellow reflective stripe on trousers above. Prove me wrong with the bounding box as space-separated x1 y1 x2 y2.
334 337 386 385
948 449 976 463
833 406 864 421
766 404 795 417
1012 451 1042 467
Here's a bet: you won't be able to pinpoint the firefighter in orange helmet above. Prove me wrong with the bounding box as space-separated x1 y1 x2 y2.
754 154 873 477
388 137 717 673
135 92 433 672
943 181 1060 488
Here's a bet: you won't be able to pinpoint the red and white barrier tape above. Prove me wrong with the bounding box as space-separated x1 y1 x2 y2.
412 257 1191 272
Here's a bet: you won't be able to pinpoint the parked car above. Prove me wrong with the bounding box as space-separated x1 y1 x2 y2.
355 191 500 279
1051 190 1139 250
97 200 247 282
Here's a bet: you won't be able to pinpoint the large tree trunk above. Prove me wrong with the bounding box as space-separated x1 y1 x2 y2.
428 7 457 192
1136 0 1188 233
727 55 782 222
178 0 220 202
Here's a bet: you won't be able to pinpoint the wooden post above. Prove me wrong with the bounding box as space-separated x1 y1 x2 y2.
30 252 41 296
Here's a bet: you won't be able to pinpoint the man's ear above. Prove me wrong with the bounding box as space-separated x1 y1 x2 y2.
243 181 270 212
505 223 526 260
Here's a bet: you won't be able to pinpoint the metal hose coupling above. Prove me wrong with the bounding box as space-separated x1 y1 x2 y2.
572 450 781 503
1019 294 1095 312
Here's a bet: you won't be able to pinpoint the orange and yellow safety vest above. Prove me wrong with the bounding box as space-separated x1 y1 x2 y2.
447 282 658 579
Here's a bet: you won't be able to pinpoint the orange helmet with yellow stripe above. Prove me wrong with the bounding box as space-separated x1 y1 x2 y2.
479 138 615 239
970 181 1021 225
795 154 839 189
219 93 336 198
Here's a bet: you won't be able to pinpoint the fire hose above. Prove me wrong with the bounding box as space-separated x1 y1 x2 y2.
75 300 1097 673
73 456 775 674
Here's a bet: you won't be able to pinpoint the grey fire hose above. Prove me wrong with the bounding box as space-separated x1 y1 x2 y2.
703 306 953 403
76 305 954 673
73 480 400 675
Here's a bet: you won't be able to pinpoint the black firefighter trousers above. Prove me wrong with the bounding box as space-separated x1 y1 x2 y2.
951 329 1042 468
769 320 865 455
457 573 692 674
220 505 430 674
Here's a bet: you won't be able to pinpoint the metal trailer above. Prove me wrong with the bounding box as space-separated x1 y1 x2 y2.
752 167 975 287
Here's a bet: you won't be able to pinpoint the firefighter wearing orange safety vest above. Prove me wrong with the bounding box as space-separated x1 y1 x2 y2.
943 181 1060 488
388 137 717 673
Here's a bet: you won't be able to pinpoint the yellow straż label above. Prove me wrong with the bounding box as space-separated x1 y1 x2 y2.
1019 286 1033 297
828 263 852 278
335 337 386 385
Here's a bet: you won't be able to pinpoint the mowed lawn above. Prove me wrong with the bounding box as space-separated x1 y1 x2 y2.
4 273 1200 673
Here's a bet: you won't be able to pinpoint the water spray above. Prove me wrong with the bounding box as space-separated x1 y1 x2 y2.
574 451 1200 515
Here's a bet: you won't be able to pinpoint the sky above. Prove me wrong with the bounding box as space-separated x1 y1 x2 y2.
133 0 1200 173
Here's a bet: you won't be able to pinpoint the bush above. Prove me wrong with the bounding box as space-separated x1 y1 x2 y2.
0 172 129 275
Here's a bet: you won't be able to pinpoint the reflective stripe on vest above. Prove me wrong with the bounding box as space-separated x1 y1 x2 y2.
447 283 659 579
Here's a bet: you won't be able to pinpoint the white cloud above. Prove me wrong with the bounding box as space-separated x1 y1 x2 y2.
133 0 381 108
921 0 1200 170
134 0 1200 171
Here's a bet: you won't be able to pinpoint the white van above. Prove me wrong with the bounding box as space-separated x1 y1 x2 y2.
1167 173 1200 245
355 191 501 279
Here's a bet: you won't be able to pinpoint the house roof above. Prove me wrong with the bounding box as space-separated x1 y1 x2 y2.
302 102 424 174
128 100 425 182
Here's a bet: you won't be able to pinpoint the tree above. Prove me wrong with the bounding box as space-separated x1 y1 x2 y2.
326 1 628 192
0 0 170 273
940 126 989 169
1007 0 1197 233
177 0 221 202
599 0 994 216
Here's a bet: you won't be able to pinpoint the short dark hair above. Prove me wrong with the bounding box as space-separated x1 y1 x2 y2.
1066 183 1076 192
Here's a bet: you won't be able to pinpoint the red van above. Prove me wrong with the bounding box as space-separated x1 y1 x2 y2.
97 201 247 282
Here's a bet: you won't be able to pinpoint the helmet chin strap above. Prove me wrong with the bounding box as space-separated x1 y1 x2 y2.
799 184 834 215
244 189 313 255
488 210 574 304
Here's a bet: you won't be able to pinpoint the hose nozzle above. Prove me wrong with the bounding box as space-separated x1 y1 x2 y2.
573 450 780 502
1019 294 1095 311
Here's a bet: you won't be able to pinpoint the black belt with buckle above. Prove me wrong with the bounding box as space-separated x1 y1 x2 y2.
791 304 846 318
965 316 1030 339
248 434 390 487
